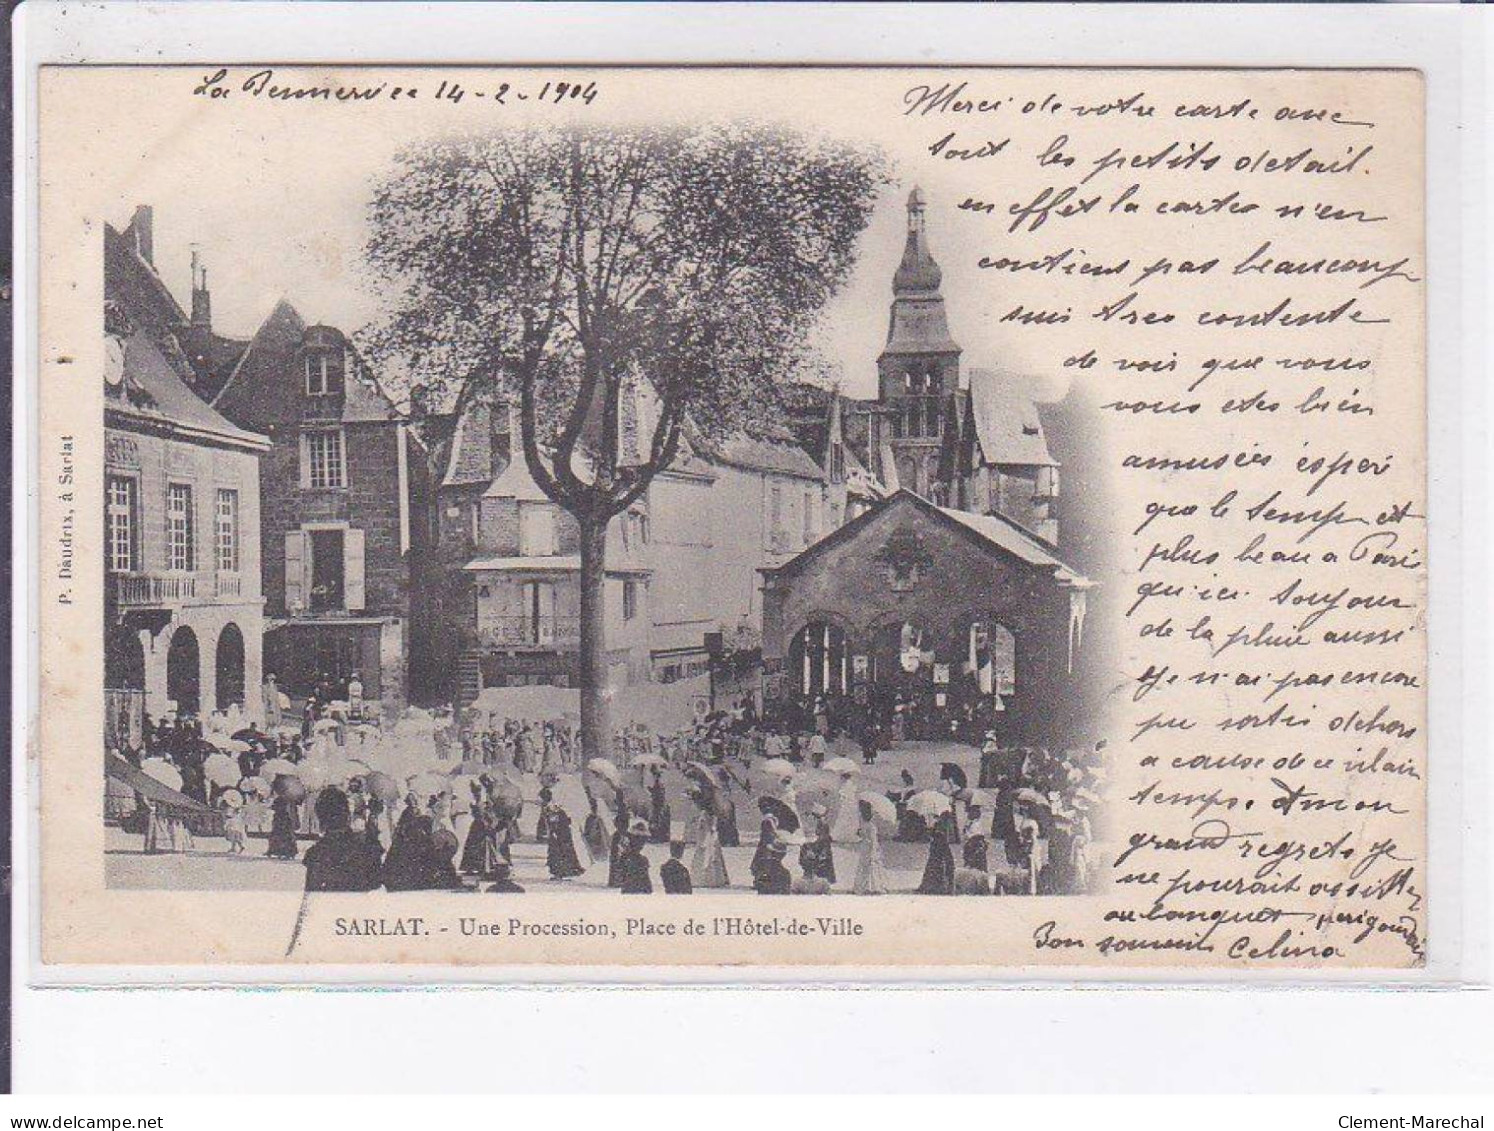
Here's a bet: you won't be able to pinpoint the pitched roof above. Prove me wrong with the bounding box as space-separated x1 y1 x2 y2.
937 505 1074 575
107 328 268 451
764 489 1087 583
212 300 402 426
707 432 826 480
442 400 497 487
966 368 1058 468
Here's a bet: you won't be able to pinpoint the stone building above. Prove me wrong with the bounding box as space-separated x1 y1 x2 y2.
429 399 653 705
429 393 838 708
210 300 436 716
760 489 1095 747
103 209 269 743
867 188 1063 542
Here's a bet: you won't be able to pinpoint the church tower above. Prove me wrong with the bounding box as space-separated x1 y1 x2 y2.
877 187 961 500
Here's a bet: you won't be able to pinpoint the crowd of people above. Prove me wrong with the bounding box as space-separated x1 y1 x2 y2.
110 679 1107 899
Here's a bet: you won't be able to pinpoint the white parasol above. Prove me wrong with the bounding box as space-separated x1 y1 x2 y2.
203 753 241 789
857 792 898 825
140 758 183 793
586 758 622 787
761 758 795 778
822 756 860 776
906 790 953 819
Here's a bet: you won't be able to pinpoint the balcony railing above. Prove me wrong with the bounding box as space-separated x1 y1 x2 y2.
112 572 196 606
215 573 244 598
468 616 580 650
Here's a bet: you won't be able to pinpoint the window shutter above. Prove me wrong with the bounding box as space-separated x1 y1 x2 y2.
344 528 366 611
284 531 306 612
298 433 310 489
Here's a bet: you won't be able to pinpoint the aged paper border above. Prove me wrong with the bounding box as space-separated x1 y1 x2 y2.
13 2 1484 988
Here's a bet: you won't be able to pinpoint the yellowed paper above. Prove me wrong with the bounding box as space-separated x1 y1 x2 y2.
37 65 1425 971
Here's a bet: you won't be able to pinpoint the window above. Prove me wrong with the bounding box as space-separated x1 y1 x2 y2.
304 350 345 396
639 513 649 545
305 430 346 489
309 529 345 613
469 501 481 545
215 489 239 573
167 483 194 571
521 580 556 643
829 441 845 482
622 579 637 622
106 476 137 572
519 504 556 557
900 368 942 438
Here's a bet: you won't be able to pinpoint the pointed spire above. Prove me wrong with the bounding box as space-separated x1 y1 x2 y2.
894 185 942 294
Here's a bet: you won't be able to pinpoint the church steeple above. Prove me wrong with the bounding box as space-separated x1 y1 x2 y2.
876 186 962 501
893 186 943 295
879 186 960 359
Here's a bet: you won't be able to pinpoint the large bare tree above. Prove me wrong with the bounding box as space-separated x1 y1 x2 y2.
361 125 884 761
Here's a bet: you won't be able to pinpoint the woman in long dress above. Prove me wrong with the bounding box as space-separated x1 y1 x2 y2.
830 772 860 844
716 770 742 847
917 810 956 895
582 792 612 863
648 772 671 844
545 803 586 881
459 799 493 875
267 794 299 859
689 795 730 888
851 802 890 895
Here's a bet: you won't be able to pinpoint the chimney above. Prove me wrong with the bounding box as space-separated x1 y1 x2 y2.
190 248 212 332
128 205 154 265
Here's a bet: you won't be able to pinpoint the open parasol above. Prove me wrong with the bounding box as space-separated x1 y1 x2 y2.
362 770 400 804
858 792 898 825
217 788 244 809
140 758 183 792
203 753 241 789
407 771 449 798
822 756 859 776
756 796 801 834
239 774 271 797
260 757 298 779
586 758 621 787
760 757 795 778
630 752 668 771
272 773 307 803
906 789 953 819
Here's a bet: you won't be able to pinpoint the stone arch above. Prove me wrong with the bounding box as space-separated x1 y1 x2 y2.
165 625 200 718
105 626 145 691
215 622 246 710
788 619 853 699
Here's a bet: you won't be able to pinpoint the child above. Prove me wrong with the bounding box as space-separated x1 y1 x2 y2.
222 799 248 855
660 840 693 894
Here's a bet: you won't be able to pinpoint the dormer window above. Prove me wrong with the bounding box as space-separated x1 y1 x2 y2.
305 348 345 397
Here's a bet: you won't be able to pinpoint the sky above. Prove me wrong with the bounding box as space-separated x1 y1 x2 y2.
90 66 1065 407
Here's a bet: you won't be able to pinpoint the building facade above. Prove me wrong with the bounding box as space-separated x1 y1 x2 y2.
760 490 1094 747
868 188 1063 543
211 300 435 716
431 399 653 706
104 209 269 744
430 396 839 708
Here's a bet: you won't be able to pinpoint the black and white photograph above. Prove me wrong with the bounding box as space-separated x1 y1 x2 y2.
36 59 1428 971
100 125 1116 902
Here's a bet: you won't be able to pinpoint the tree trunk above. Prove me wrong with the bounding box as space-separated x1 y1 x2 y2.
577 513 612 764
